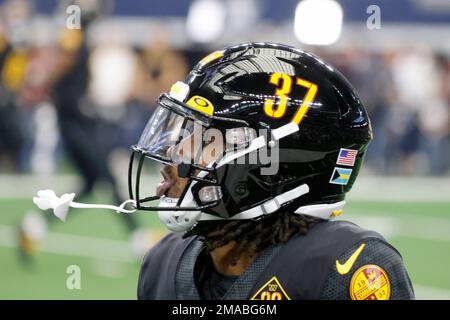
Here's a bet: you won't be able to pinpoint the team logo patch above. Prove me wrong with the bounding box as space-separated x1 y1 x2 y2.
329 167 352 185
350 265 391 300
251 276 291 300
336 148 358 166
186 95 214 116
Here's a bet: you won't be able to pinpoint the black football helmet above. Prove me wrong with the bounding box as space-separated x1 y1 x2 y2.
128 42 372 232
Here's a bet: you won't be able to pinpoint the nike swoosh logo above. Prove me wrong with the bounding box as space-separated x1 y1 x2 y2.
336 243 366 275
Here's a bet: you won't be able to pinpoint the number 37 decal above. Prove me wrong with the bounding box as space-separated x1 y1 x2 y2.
263 72 318 125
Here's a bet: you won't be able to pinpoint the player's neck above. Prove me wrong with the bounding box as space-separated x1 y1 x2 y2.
209 241 257 276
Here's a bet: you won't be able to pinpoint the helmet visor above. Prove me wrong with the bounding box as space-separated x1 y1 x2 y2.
134 94 211 165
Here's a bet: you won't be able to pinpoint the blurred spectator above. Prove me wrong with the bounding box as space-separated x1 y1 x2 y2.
0 1 448 179
86 26 139 191
327 48 397 174
123 32 189 147
18 43 60 174
419 52 450 175
136 32 189 105
0 0 30 172
323 47 450 176
36 1 138 228
389 48 445 175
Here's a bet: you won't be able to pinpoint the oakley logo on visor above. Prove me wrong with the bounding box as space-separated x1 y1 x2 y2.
186 95 214 116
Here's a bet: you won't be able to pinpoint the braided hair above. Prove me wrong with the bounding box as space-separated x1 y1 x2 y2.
184 211 320 264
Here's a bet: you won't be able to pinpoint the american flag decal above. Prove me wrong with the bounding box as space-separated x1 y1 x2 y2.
336 148 358 166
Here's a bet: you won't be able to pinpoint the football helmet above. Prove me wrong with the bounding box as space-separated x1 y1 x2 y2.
128 42 372 232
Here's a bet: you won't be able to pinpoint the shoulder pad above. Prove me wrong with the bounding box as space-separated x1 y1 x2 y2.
251 220 385 299
138 232 194 299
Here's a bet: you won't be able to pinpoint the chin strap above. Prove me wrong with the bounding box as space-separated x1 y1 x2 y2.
33 189 137 222
200 184 310 221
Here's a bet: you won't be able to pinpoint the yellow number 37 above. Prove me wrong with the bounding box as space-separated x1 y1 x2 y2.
263 72 318 125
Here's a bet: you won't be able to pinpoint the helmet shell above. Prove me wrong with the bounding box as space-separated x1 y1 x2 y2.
185 43 372 218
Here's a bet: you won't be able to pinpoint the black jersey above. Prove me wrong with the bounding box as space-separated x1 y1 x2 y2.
137 220 414 300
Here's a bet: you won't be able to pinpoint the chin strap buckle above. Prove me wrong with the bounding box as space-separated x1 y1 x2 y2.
261 197 281 215
200 184 310 222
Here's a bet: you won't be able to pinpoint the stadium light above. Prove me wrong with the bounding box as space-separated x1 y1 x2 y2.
294 0 343 45
186 0 226 43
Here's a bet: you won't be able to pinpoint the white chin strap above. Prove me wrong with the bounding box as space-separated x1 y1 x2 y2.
158 184 310 232
158 183 346 232
157 122 346 232
199 184 310 221
199 187 346 221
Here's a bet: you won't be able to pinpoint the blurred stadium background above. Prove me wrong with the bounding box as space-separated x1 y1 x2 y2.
0 0 449 299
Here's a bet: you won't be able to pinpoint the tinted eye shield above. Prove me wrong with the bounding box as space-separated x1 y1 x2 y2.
131 94 210 160
131 94 251 161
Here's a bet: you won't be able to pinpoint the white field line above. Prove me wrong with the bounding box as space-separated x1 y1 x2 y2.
0 224 135 262
414 285 450 300
347 176 450 202
0 175 81 199
1 174 450 202
342 210 450 243
0 174 160 200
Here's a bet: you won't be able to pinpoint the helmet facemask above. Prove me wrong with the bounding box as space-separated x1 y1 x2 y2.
128 93 260 231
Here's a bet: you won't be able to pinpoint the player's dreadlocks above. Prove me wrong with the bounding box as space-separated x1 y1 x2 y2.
184 211 320 264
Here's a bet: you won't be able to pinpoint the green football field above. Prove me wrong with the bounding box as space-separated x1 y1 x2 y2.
0 180 449 299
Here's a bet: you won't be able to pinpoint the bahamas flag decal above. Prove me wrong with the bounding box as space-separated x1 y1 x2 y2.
329 167 353 185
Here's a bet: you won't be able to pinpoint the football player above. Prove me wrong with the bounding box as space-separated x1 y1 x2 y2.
132 43 415 300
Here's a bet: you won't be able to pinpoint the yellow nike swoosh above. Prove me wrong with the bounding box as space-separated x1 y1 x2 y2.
335 243 366 275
